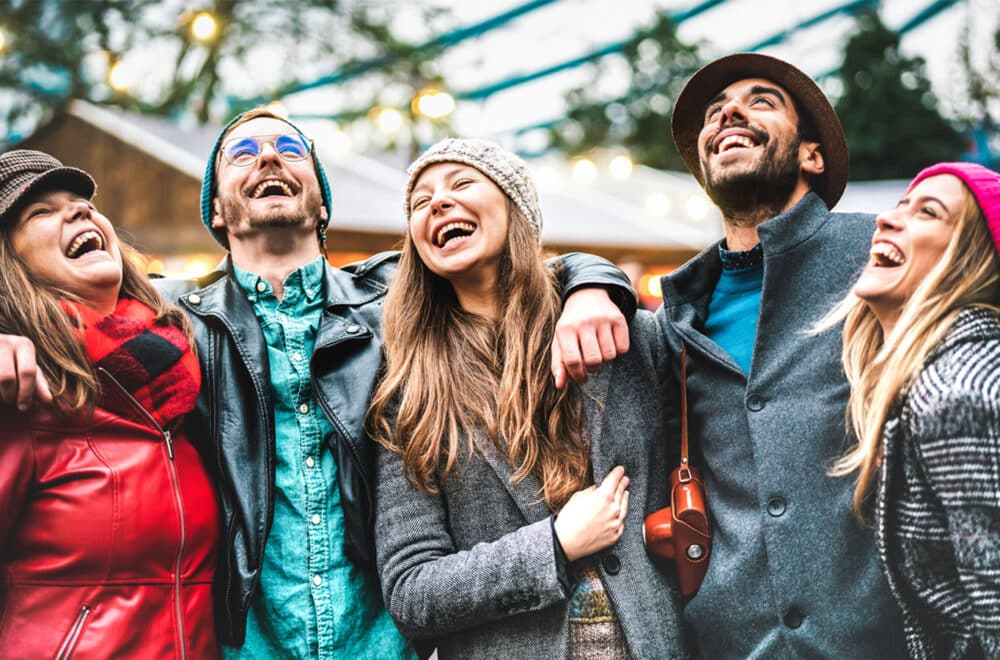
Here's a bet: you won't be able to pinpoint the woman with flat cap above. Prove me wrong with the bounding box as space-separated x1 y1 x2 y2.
0 150 220 659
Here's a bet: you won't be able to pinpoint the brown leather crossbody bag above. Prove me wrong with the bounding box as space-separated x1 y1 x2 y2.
643 344 712 597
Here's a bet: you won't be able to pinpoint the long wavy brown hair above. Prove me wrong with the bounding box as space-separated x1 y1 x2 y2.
817 184 1000 520
0 199 193 413
369 201 590 510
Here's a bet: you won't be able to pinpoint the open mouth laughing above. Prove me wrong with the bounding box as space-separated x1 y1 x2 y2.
712 129 762 155
65 229 106 259
870 241 905 268
250 178 294 199
434 221 477 248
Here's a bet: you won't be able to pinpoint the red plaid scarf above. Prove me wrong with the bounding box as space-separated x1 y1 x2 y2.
61 297 201 428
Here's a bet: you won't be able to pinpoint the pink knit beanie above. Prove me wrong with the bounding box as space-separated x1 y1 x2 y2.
907 162 1000 259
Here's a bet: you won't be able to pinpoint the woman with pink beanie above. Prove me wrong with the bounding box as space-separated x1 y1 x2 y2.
819 162 1000 658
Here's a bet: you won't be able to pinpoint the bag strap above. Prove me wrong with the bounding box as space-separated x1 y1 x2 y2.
678 344 693 482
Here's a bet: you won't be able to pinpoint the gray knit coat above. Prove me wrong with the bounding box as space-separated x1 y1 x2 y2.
875 306 1000 659
373 311 687 659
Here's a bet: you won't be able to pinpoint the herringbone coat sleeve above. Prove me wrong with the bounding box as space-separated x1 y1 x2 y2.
911 380 1000 655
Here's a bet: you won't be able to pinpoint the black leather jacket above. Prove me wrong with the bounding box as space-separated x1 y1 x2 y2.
154 251 634 647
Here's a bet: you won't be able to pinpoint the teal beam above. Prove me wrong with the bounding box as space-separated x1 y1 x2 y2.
235 0 561 106
455 0 731 101
748 0 879 50
290 0 733 120
457 41 626 101
897 0 961 33
500 0 885 139
817 0 963 80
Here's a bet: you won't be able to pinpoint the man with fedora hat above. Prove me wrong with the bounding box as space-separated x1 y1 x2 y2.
658 53 906 657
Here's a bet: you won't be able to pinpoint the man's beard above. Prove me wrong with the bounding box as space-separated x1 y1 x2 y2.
218 192 323 239
702 131 801 225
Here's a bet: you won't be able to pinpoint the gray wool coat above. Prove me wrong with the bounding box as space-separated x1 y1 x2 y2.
374 310 687 659
657 193 907 658
876 307 1000 659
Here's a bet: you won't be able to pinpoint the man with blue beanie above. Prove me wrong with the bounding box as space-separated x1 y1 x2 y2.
0 107 638 657
168 108 638 657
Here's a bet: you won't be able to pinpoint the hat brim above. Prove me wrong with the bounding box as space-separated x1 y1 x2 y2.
671 52 849 210
0 166 96 224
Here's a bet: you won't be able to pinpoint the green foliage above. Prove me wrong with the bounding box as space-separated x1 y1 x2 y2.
835 10 966 180
550 12 704 170
0 0 438 141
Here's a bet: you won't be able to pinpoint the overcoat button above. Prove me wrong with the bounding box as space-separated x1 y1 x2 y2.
602 554 621 575
767 497 786 517
782 607 804 629
747 394 765 411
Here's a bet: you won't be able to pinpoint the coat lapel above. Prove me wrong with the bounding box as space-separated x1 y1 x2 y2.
477 431 552 522
582 369 612 480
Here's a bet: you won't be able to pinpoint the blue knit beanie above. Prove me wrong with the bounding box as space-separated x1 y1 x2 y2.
200 110 334 249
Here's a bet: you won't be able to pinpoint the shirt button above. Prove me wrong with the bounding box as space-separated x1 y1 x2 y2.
767 497 786 517
291 352 302 362
305 288 313 297
188 294 201 305
747 393 765 411
311 514 321 525
602 554 621 575
346 324 361 334
298 403 309 414
783 607 804 629
256 281 266 292
312 575 322 587
305 457 315 468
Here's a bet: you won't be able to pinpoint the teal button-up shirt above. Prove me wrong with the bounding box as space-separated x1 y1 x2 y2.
223 258 412 660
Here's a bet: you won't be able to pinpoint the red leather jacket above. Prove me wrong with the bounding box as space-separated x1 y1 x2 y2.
0 391 220 659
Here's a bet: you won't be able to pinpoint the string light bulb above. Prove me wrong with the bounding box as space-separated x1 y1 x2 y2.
572 158 597 184
191 12 218 42
412 88 455 120
609 154 634 180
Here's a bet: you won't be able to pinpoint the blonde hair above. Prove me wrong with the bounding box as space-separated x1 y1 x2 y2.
0 217 193 413
369 202 589 510
820 185 1000 520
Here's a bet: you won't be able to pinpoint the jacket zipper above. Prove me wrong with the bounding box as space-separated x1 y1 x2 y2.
197 311 276 637
54 604 90 660
97 368 187 660
206 330 237 638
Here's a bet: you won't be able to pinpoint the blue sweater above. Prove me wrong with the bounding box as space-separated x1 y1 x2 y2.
704 258 763 374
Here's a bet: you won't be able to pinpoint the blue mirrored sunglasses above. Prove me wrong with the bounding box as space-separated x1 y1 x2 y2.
221 133 312 166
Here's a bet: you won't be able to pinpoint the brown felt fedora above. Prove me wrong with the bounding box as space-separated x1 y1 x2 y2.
671 52 849 209
0 150 96 225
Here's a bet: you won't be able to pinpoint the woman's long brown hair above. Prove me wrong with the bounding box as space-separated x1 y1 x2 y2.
369 203 589 510
0 215 193 413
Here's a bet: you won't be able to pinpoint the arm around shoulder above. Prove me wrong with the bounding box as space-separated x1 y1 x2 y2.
549 252 637 320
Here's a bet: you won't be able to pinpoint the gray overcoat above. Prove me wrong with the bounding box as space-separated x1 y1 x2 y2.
657 193 907 658
374 311 687 659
